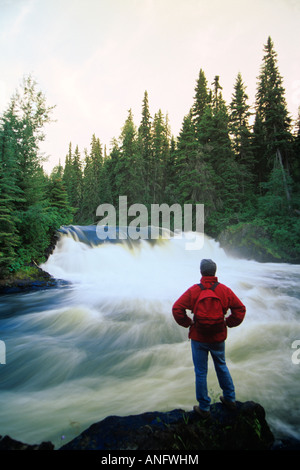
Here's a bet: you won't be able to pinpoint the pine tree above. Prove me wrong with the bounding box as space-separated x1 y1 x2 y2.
72 146 83 219
229 72 255 200
116 109 143 206
164 135 177 205
197 76 241 225
0 75 56 273
175 112 218 229
106 138 121 206
291 106 300 187
151 109 170 204
48 164 73 224
175 111 198 204
254 36 292 204
138 91 152 203
63 142 73 200
192 68 210 139
81 135 103 223
98 152 113 206
12 75 55 209
0 103 22 276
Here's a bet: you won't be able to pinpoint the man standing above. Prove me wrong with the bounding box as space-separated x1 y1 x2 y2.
172 259 246 418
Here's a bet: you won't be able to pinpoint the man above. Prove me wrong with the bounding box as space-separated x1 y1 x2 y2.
172 259 246 418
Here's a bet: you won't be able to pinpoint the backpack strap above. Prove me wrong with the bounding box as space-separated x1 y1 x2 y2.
198 282 219 291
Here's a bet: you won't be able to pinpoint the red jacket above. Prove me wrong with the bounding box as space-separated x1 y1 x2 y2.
172 276 246 343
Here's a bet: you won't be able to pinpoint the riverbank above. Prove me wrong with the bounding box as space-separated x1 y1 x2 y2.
0 265 69 295
217 222 300 264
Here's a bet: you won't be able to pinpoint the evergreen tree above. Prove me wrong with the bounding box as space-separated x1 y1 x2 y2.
81 135 103 223
291 106 300 186
106 137 121 206
67 145 83 221
47 164 73 224
138 91 152 203
12 76 55 209
229 72 255 201
164 135 177 205
198 76 241 227
192 68 210 139
63 142 73 200
254 36 292 205
151 109 170 203
98 151 113 206
175 111 198 204
0 75 58 273
116 109 143 206
0 103 22 276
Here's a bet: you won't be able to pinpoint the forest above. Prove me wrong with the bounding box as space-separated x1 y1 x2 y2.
0 36 300 278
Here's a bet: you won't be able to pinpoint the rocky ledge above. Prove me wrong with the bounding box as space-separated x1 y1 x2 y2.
1 401 299 451
0 266 69 295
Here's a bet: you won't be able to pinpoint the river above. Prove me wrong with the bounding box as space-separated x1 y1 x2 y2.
0 227 300 449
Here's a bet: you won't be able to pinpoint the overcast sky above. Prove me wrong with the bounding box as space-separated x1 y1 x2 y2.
1 0 300 173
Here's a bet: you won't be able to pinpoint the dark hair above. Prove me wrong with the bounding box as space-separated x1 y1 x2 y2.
200 259 217 276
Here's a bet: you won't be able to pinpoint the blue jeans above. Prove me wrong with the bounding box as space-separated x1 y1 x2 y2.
191 340 235 411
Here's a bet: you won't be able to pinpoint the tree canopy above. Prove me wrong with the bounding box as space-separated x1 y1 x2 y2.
0 37 299 277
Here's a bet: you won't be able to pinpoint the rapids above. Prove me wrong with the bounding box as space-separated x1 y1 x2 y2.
0 228 300 448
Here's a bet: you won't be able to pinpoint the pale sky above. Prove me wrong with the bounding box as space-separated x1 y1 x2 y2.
1 0 300 173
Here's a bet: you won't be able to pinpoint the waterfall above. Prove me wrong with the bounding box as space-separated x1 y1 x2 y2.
0 226 299 448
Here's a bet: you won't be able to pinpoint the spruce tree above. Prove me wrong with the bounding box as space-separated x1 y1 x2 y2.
12 76 55 209
81 135 103 223
106 138 121 207
151 109 170 204
291 106 300 187
229 72 255 201
116 109 143 207
254 36 292 204
0 76 56 273
0 103 22 276
63 143 73 200
192 68 210 139
198 76 240 227
69 145 83 220
138 91 152 204
47 164 73 225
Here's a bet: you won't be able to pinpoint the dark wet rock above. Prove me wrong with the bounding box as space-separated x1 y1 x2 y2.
59 401 275 451
3 401 300 451
0 266 69 295
0 434 54 451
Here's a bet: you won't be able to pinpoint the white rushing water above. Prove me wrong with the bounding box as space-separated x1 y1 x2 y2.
0 230 300 448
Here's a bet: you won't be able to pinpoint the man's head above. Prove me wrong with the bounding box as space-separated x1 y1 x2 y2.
200 259 217 276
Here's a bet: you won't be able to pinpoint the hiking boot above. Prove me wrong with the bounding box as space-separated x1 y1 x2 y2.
220 396 236 410
193 405 210 418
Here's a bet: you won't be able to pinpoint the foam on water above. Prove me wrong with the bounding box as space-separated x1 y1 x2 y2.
0 229 300 447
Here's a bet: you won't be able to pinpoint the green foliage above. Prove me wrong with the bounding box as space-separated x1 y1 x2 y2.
0 76 73 278
1 37 300 279
60 36 299 262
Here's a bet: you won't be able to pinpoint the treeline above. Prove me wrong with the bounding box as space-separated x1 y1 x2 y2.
0 76 74 277
62 37 300 260
0 37 300 277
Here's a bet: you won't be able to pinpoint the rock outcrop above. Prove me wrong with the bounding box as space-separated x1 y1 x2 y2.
0 435 54 451
60 401 274 451
2 401 300 451
0 266 68 295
